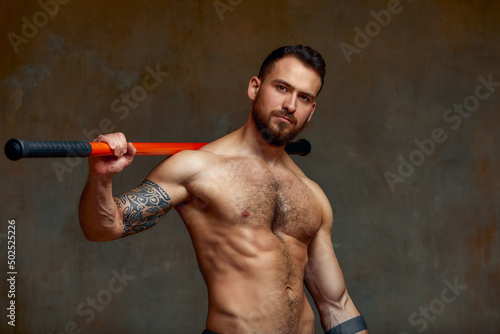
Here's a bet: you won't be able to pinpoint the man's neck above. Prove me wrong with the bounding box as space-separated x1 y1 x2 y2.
237 116 287 165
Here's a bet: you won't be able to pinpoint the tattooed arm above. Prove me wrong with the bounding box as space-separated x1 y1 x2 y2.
79 132 206 241
80 176 173 240
114 179 173 237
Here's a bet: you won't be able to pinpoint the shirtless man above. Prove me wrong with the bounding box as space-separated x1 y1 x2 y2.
79 45 368 334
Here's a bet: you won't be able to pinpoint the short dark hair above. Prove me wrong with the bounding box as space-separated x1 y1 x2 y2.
258 45 326 96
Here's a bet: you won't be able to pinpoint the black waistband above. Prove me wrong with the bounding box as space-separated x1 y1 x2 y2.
202 330 220 334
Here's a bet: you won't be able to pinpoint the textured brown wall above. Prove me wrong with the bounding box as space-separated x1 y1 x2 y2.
1 0 499 333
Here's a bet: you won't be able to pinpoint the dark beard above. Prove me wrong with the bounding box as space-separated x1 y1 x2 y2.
251 94 309 147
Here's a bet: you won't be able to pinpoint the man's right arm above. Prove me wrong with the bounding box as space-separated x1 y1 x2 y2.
78 133 206 241
79 174 175 241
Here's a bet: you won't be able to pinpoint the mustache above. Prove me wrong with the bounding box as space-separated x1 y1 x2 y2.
271 109 297 124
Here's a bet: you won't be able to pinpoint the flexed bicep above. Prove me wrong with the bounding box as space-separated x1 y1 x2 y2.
115 179 173 237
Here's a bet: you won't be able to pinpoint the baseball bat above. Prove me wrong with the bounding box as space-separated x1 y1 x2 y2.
4 138 311 161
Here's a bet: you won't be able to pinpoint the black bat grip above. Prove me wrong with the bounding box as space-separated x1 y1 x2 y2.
284 139 311 156
4 138 93 161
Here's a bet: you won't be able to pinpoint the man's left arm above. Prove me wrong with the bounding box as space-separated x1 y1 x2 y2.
304 189 368 334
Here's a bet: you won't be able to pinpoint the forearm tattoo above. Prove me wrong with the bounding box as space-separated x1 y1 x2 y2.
114 179 173 237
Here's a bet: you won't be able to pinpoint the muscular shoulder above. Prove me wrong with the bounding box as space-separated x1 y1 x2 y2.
143 149 225 207
147 149 221 185
304 177 332 216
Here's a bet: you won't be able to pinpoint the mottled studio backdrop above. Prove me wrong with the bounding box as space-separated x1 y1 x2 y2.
0 0 499 333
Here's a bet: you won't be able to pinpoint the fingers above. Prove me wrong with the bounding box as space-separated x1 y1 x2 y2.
95 133 130 157
126 142 136 157
88 133 135 176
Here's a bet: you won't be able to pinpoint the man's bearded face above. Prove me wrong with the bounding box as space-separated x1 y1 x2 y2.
251 90 310 147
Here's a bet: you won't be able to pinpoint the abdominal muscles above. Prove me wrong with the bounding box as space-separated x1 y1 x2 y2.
196 222 314 334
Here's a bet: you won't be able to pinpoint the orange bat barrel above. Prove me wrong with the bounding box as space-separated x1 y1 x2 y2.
89 142 207 156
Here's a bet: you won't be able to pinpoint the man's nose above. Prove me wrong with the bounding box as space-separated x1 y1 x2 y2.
282 94 297 113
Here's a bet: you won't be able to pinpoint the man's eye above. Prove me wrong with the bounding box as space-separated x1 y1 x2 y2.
277 85 287 92
299 95 310 102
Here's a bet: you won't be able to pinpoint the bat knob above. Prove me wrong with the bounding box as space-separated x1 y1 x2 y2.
284 139 311 156
4 138 25 161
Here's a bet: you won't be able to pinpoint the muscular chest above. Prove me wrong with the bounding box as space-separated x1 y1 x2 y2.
195 159 322 243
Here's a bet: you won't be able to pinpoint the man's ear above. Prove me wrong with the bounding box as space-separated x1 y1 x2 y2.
306 102 316 123
247 76 261 101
